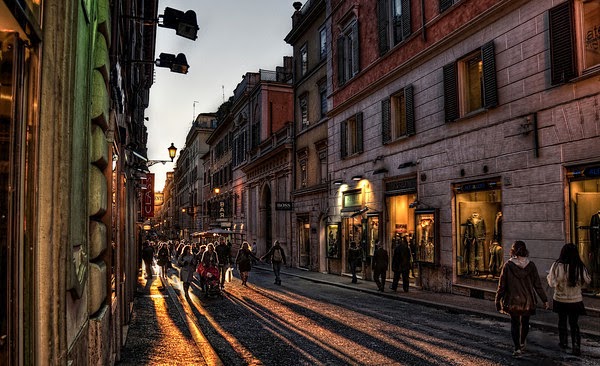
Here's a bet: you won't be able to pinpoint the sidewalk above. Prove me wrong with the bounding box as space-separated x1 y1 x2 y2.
118 273 213 365
254 264 600 340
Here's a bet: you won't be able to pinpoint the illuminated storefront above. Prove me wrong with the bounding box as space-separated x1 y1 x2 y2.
454 179 503 281
567 164 600 291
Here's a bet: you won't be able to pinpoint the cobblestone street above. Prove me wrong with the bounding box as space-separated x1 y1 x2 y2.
119 264 600 366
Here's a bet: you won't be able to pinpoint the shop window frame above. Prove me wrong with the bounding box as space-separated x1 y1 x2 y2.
549 0 600 85
414 209 439 266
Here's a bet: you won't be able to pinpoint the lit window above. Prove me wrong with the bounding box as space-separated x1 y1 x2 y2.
382 85 415 143
300 44 308 76
377 0 411 55
340 112 363 158
337 19 360 85
319 26 327 60
299 95 309 129
549 0 600 85
443 41 497 122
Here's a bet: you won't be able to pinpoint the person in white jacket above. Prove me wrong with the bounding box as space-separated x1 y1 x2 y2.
547 243 591 356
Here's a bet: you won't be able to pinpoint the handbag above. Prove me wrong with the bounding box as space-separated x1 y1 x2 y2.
225 267 233 282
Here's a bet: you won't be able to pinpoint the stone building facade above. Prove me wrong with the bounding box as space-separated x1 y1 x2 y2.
286 0 331 273
325 0 600 300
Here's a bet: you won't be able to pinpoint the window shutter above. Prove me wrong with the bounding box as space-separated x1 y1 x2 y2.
337 36 346 86
443 62 459 122
401 0 411 40
377 0 389 56
356 112 364 153
439 0 453 13
405 85 415 136
352 21 360 76
381 98 391 144
549 2 575 85
481 41 498 109
340 121 348 158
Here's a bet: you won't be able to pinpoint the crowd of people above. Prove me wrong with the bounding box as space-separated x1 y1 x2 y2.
140 237 287 295
143 237 592 358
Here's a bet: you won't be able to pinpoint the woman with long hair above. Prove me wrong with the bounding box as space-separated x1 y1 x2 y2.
495 240 549 357
547 243 591 356
177 245 196 295
235 241 260 286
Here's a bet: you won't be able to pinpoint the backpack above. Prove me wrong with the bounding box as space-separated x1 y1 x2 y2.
272 247 282 262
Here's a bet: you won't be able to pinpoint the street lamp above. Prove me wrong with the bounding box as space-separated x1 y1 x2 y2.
155 53 190 74
127 143 178 167
124 7 199 41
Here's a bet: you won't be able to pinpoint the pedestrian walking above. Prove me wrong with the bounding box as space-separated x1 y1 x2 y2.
347 241 362 283
547 243 591 356
156 242 171 279
141 241 155 279
261 240 286 285
235 241 261 286
372 241 389 292
495 240 549 358
177 245 196 295
391 236 411 292
215 239 232 289
251 241 258 264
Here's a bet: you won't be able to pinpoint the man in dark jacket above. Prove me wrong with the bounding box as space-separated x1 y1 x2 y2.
391 236 412 292
372 241 389 292
261 240 287 285
215 239 231 289
348 241 362 283
141 241 155 279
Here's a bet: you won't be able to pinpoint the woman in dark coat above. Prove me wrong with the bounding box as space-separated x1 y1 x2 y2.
495 241 549 357
235 241 260 286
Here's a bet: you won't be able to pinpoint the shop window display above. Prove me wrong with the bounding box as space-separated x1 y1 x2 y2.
455 180 502 279
415 209 438 265
327 223 341 258
568 166 600 292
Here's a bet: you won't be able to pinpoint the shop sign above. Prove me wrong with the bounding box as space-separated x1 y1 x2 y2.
219 201 225 218
385 178 417 194
343 189 362 209
142 173 154 218
276 202 293 210
456 180 500 192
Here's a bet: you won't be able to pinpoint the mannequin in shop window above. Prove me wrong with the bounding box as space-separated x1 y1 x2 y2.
418 218 434 262
589 211 600 288
489 241 503 277
462 212 486 275
493 211 503 242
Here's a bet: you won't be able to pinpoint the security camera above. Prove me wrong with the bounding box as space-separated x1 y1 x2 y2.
409 201 419 208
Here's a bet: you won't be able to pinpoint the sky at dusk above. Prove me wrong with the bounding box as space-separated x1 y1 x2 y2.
146 0 295 191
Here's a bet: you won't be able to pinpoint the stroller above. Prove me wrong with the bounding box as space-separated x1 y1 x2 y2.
198 263 222 298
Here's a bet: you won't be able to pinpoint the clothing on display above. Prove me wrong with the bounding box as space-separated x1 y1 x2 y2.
462 212 486 275
418 218 434 262
489 241 503 277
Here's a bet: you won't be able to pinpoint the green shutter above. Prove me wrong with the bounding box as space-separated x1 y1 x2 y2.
405 85 415 136
356 112 364 153
382 98 391 144
352 21 360 76
337 36 345 86
341 121 348 158
481 41 498 109
377 0 389 56
401 0 411 40
549 2 575 85
443 62 459 122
